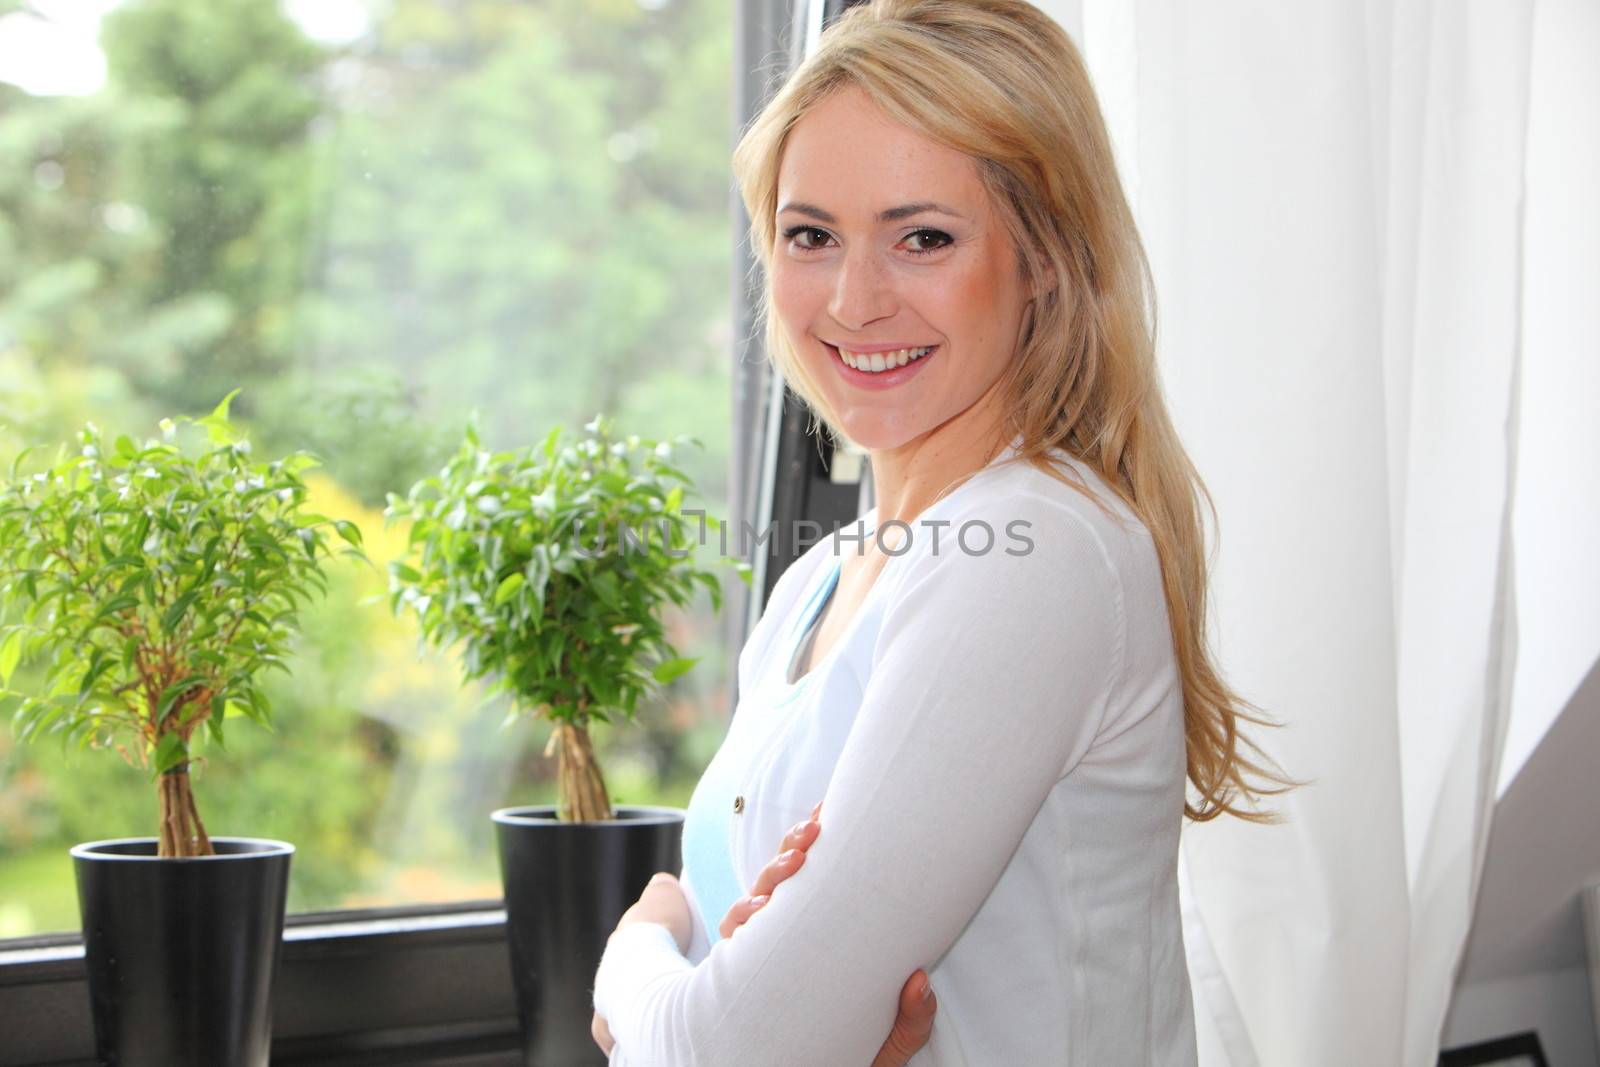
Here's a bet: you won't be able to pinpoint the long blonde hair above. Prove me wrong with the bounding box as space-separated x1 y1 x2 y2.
731 0 1295 822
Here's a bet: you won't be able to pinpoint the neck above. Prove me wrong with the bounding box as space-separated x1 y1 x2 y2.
867 404 1012 530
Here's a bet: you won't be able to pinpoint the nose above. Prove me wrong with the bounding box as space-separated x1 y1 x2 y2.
827 243 897 331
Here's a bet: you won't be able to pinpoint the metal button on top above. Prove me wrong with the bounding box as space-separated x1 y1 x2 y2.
733 795 745 814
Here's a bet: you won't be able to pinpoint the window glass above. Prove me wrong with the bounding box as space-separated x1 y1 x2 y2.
0 0 733 938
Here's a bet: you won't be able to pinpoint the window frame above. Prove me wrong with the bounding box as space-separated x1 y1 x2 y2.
0 1 813 1062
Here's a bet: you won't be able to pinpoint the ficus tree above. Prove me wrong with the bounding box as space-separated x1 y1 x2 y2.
385 414 740 823
0 392 364 857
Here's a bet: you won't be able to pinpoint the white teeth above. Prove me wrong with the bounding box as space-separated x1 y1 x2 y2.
839 345 934 373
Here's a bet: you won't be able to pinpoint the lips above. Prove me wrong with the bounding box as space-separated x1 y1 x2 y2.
822 342 940 390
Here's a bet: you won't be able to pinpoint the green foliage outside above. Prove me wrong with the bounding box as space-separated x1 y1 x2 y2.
0 0 735 936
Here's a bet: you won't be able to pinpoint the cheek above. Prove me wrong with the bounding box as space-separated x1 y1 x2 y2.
768 259 817 319
767 265 829 372
918 268 995 347
945 257 1020 355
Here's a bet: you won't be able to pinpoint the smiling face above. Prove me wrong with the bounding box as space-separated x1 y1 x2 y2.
769 85 1035 452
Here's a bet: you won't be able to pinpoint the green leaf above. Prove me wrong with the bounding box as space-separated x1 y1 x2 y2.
94 594 141 622
540 425 563 460
650 656 698 685
239 686 273 729
9 445 35 482
77 649 114 699
592 570 621 609
494 572 525 606
19 702 66 744
156 675 206 721
210 388 241 423
205 692 228 750
162 590 200 634
153 731 188 775
0 629 23 686
332 520 362 547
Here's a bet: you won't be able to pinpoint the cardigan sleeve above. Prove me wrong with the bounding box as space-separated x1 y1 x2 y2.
593 491 1127 1066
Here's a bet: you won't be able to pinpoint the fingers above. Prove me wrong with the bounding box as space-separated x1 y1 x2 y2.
899 969 936 1022
782 812 821 855
717 891 770 940
744 814 820 903
724 844 805 934
591 1010 616 1056
717 806 826 941
869 969 937 1067
758 805 824 893
748 825 817 901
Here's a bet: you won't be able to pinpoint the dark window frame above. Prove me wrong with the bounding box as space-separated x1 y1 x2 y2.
1438 1031 1550 1067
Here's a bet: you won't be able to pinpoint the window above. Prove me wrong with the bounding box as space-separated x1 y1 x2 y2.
0 0 737 939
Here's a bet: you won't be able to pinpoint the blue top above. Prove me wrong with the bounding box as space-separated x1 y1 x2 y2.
680 557 841 944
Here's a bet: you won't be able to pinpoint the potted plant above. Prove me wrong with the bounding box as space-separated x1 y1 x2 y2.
0 392 363 1067
386 413 735 1065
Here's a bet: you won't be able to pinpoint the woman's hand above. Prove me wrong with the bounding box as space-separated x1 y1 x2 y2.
718 798 824 938
593 872 694 1056
721 800 938 1067
613 871 693 954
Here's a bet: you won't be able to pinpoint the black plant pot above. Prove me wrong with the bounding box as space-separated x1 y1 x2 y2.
70 836 294 1067
492 804 685 1067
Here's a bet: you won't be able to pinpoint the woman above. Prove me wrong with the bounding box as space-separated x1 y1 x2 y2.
591 2 1290 1063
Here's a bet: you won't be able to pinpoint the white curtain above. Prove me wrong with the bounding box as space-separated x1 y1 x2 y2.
1026 0 1598 1063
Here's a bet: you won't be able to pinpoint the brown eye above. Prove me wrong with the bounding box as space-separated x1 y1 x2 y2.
781 225 830 251
905 229 953 256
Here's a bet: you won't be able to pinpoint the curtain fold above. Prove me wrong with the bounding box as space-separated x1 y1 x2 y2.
1062 1 1542 1063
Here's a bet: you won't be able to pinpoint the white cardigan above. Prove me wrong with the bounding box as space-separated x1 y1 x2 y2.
593 445 1198 1065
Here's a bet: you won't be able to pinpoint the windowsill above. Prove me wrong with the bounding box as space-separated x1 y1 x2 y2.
0 900 507 973
0 903 525 1066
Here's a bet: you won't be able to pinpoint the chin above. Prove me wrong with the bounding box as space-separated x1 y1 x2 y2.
831 412 923 453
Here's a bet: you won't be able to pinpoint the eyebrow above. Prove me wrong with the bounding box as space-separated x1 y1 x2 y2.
776 200 967 224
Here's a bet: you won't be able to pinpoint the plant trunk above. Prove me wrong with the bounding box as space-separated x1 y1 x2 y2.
157 765 214 858
550 721 613 823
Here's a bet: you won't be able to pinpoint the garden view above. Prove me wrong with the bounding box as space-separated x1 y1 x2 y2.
0 0 737 936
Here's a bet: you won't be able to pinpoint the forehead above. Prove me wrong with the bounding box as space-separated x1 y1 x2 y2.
778 86 985 220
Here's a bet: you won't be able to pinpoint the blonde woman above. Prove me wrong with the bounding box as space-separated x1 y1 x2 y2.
591 2 1290 1063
